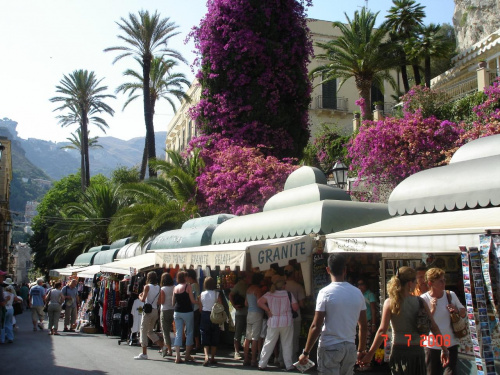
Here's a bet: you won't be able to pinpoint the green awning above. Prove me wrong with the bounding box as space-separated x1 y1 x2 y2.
211 200 390 244
88 245 110 253
149 225 216 250
74 252 99 267
109 237 131 249
93 249 120 265
181 214 236 229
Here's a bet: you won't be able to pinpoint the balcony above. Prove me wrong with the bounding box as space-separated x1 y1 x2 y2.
313 96 348 112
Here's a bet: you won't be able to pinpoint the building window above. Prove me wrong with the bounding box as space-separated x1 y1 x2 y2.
322 76 337 109
371 84 384 107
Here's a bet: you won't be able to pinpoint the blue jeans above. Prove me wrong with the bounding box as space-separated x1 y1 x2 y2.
1 307 14 342
174 311 194 347
317 342 357 375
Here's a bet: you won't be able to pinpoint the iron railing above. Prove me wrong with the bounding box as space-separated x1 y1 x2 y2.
314 95 348 111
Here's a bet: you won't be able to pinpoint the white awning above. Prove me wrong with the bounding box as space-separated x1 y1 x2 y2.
99 252 160 275
53 266 85 277
76 265 102 278
155 235 313 271
326 207 500 254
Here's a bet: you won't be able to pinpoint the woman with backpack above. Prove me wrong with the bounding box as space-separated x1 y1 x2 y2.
199 277 223 366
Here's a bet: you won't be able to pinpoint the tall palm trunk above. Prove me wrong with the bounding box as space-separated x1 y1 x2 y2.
142 54 157 178
140 138 148 180
80 109 91 190
424 56 431 87
412 64 422 86
356 78 373 121
400 64 410 93
80 140 86 191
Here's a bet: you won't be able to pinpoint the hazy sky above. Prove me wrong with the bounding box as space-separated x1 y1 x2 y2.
0 0 454 143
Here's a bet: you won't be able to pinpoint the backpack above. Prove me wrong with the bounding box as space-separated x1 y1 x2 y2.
210 292 227 325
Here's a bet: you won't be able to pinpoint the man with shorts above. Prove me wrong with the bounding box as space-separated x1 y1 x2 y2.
299 254 367 375
29 278 46 331
62 279 79 332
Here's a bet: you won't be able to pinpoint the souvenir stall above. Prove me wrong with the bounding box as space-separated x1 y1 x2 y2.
326 135 500 374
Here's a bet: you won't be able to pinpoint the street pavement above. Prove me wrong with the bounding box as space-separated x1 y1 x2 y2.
2 308 390 375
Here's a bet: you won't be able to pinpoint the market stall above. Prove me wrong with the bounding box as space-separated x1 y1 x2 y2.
325 135 500 373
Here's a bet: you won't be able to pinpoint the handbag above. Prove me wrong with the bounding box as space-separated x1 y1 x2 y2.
143 287 160 314
13 301 23 315
416 296 432 334
43 290 52 313
210 291 227 325
446 291 468 338
287 292 298 319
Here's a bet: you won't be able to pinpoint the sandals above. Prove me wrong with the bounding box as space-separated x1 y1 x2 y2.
185 356 196 362
175 359 184 364
203 360 210 367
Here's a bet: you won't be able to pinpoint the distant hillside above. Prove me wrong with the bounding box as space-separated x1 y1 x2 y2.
0 120 52 213
0 118 167 180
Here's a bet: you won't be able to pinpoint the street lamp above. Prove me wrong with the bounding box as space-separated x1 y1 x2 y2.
331 161 348 190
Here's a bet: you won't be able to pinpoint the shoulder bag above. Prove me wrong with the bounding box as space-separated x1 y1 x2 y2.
287 291 298 319
210 291 227 325
43 290 51 313
416 296 432 334
446 290 468 338
143 287 160 314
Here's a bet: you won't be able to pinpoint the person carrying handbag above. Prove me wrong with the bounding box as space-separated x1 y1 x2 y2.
134 271 165 360
47 282 64 335
420 268 466 375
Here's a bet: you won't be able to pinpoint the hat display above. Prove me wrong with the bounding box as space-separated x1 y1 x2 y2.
4 277 14 285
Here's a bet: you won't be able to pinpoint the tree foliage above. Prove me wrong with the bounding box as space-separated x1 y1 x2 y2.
105 10 186 178
190 136 297 215
50 70 115 190
190 0 313 159
310 8 396 120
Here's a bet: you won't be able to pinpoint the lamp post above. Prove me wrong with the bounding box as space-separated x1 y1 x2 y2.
330 161 348 190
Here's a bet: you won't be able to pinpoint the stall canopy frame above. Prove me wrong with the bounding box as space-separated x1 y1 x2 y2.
99 252 160 275
325 206 500 254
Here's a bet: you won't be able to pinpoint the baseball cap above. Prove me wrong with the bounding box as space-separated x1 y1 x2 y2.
0 270 7 276
284 265 294 274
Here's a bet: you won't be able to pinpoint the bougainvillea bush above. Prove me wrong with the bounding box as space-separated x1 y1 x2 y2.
189 0 313 159
190 136 297 215
348 111 463 201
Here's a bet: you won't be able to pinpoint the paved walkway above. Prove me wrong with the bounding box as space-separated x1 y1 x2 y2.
2 307 390 375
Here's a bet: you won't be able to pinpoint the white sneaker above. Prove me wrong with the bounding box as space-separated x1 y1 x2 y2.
134 354 148 360
234 352 242 360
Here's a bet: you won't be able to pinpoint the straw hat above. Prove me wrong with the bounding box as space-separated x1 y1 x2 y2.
4 277 14 285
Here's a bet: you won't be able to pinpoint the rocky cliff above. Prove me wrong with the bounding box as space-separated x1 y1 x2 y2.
453 0 500 51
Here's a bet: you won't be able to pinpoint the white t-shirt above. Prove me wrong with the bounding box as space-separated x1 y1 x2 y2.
200 290 218 312
3 291 14 308
316 282 366 347
420 291 464 349
161 286 174 310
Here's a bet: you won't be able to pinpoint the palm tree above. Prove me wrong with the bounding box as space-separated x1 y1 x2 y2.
48 183 125 262
104 10 186 179
116 56 191 179
50 70 115 190
60 129 102 151
384 0 426 91
109 149 202 243
310 8 396 120
406 24 456 88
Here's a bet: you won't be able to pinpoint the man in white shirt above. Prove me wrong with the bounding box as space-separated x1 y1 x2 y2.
299 253 367 375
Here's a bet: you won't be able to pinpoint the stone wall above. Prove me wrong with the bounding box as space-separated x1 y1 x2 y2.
453 0 500 51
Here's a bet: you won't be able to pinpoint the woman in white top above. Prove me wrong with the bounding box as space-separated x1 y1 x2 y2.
47 281 64 335
421 268 465 375
159 272 175 357
134 271 165 360
199 277 223 366
2 285 22 343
